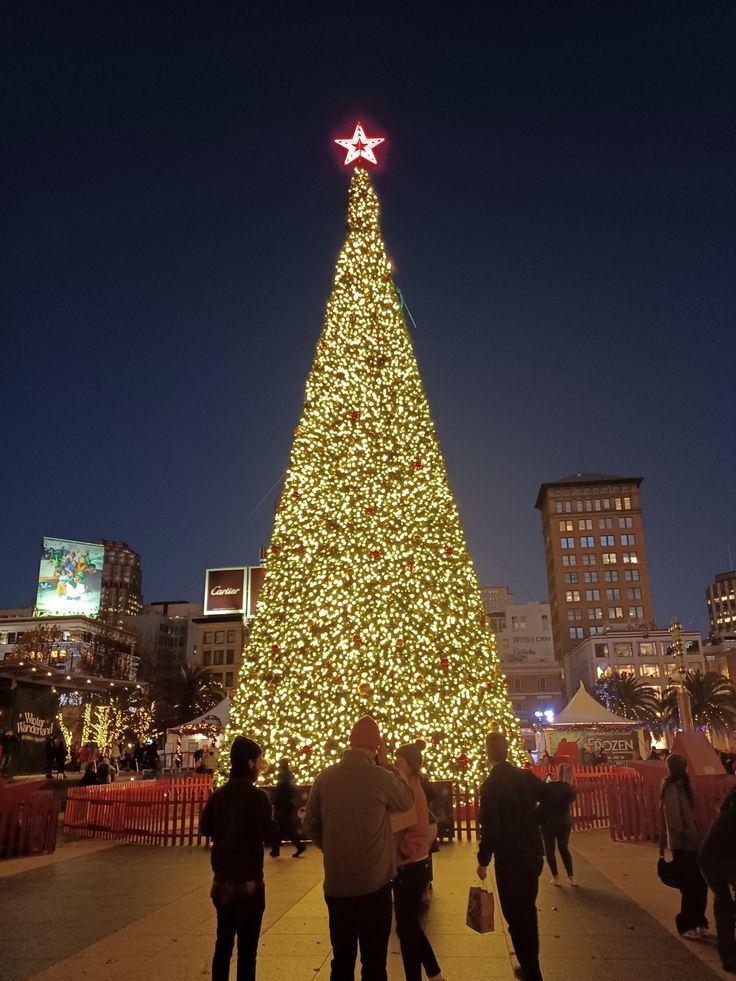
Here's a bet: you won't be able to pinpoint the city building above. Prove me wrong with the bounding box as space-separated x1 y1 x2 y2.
563 626 704 698
190 566 266 692
706 570 736 641
98 540 143 622
131 600 202 683
480 586 564 725
535 473 655 663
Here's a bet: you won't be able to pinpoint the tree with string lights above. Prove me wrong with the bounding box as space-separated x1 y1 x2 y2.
223 124 522 783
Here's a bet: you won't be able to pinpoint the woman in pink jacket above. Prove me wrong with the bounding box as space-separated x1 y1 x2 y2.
393 743 443 981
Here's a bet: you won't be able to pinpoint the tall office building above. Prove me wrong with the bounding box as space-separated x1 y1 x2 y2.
97 540 143 622
535 474 655 662
706 570 736 641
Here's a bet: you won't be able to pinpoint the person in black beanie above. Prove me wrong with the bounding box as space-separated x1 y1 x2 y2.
200 735 277 981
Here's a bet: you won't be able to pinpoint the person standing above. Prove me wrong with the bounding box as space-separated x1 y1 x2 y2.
700 785 736 971
304 715 414 981
54 737 68 780
660 753 709 939
393 743 443 981
200 735 277 981
477 732 547 981
1 729 18 779
540 762 577 886
270 758 306 858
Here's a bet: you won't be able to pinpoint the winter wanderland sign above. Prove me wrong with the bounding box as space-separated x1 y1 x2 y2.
223 125 522 783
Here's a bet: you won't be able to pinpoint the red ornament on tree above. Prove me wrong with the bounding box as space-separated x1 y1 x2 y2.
272 644 280 654
366 506 376 515
413 460 423 470
371 549 382 560
271 545 280 555
353 634 362 647
455 753 470 770
444 546 454 556
293 490 302 499
350 411 360 421
302 744 313 756
439 656 450 670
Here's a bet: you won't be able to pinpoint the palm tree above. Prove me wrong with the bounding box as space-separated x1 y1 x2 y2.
661 669 736 738
595 672 661 724
175 664 224 722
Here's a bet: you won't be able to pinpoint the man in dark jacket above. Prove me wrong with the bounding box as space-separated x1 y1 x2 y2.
200 735 277 981
477 732 547 981
700 786 736 972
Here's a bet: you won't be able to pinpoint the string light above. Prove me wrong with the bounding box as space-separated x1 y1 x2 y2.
223 164 523 784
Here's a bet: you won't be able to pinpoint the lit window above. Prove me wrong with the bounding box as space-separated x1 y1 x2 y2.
602 553 617 564
628 606 644 619
624 497 632 509
559 520 574 532
608 607 624 620
578 519 592 530
622 552 638 564
588 607 604 620
639 642 656 657
565 590 581 602
613 642 633 657
615 498 623 510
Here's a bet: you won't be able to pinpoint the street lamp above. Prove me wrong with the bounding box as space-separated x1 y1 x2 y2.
669 619 694 731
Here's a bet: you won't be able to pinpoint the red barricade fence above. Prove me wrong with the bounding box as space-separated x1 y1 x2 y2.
64 774 213 847
0 781 60 859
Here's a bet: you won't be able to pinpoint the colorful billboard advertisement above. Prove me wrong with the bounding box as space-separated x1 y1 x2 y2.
34 537 105 618
204 568 248 616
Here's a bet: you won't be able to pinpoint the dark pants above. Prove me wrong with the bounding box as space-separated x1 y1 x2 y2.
495 857 544 981
326 883 392 980
702 872 736 966
672 850 708 935
542 819 573 878
271 813 303 856
393 859 441 981
212 886 265 981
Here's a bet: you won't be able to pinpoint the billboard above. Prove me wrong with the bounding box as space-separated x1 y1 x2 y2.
204 567 248 615
34 537 105 618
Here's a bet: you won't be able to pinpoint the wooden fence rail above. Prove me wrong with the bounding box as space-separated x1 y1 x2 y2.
64 774 213 847
0 781 60 859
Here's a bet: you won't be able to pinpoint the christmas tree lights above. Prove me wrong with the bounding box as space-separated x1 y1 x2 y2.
224 158 523 783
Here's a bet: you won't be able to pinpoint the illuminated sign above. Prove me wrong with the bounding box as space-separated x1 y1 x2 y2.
34 537 105 618
334 122 385 166
204 568 248 616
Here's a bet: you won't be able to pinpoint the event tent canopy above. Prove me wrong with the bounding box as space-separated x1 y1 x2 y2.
554 682 635 727
168 696 231 736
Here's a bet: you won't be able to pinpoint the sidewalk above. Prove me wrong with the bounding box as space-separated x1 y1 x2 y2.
0 833 726 980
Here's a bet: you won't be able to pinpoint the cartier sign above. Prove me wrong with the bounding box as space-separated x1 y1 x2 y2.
204 568 248 615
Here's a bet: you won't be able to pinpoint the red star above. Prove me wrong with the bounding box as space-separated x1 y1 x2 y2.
335 122 385 166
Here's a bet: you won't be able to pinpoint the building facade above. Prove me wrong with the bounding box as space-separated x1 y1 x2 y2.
706 570 736 641
480 586 564 724
131 601 202 683
98 540 143 622
535 473 655 663
563 627 704 698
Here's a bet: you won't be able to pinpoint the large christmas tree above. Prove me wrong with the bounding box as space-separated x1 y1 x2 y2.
225 128 522 783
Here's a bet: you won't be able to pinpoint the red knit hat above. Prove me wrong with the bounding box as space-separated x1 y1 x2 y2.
349 716 381 752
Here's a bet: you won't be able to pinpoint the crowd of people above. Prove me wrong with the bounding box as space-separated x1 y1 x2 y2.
201 718 581 981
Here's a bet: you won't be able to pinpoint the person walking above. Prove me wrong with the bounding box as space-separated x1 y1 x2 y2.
393 743 443 981
200 735 277 981
304 715 414 981
477 731 547 981
540 762 577 886
700 785 736 971
270 758 306 858
660 753 709 939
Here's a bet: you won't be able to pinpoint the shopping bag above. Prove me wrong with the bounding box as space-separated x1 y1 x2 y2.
466 883 495 933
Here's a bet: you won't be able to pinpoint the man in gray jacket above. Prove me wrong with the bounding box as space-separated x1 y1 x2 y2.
304 715 413 980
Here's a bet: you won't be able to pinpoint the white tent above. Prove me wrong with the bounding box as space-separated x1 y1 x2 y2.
163 697 231 763
554 682 634 727
169 696 231 734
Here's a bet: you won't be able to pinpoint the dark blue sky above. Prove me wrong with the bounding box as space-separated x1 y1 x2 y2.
2 3 735 634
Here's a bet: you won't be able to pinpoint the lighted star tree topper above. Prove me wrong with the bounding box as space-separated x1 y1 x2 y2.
224 124 523 783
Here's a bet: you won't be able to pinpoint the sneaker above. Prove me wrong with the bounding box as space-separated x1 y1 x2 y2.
681 929 700 940
550 876 561 886
292 844 306 858
269 850 279 858
567 876 578 887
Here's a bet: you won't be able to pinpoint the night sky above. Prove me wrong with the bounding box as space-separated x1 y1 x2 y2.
2 4 735 634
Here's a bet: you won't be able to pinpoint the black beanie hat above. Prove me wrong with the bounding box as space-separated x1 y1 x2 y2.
230 736 262 775
397 742 423 774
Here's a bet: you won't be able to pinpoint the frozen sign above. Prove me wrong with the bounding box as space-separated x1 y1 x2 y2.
204 568 248 615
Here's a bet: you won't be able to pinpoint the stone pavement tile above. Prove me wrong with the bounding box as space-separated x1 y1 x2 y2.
2 959 59 981
258 932 331 958
255 955 328 979
266 913 332 936
422 932 510 958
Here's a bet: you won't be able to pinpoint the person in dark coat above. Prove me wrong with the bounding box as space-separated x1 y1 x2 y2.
477 731 547 981
79 762 97 786
1 729 18 778
200 735 277 981
700 785 736 971
269 758 306 858
540 762 577 886
54 738 68 779
45 735 56 779
661 754 708 939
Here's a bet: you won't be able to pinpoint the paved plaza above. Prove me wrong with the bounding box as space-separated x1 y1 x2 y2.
0 832 730 981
